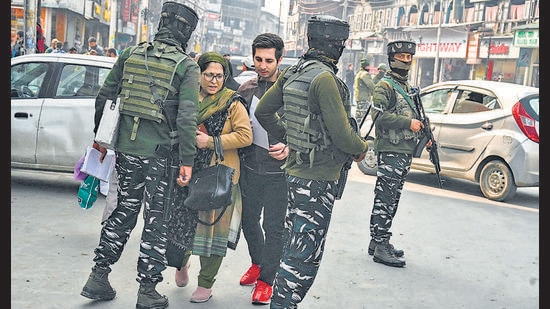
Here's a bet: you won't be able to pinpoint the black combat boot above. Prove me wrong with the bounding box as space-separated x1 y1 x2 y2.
136 280 168 309
368 238 404 257
373 239 406 267
80 265 116 300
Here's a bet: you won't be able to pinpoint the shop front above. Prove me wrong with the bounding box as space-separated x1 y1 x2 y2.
408 26 469 88
512 23 539 87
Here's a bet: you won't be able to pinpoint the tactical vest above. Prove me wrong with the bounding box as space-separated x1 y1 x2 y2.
281 60 351 167
377 78 419 144
119 41 187 142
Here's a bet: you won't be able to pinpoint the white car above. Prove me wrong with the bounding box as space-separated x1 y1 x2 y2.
356 80 539 202
11 53 116 173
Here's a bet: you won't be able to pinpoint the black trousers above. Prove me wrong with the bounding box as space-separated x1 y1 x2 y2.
240 167 287 285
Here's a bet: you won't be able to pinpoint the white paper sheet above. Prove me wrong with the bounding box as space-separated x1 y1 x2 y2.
249 96 269 150
80 147 115 182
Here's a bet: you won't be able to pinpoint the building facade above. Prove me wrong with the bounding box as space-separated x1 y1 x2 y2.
12 0 538 87
283 0 539 87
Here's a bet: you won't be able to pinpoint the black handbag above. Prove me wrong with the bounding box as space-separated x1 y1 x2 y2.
184 136 235 225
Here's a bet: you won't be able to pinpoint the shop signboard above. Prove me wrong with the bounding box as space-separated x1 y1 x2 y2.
514 29 538 48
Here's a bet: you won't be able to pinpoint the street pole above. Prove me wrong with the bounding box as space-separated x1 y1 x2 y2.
24 0 38 54
486 36 493 80
109 0 118 48
433 1 444 84
342 0 348 19
278 0 282 36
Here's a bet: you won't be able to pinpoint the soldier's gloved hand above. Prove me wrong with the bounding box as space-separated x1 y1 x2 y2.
354 152 366 162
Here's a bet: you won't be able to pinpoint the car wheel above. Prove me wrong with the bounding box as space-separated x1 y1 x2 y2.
479 160 517 202
356 139 377 176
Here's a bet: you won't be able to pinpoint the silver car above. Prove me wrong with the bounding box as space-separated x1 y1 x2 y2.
357 80 539 202
11 53 116 173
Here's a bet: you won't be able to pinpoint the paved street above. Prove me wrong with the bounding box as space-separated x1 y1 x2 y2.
11 166 539 309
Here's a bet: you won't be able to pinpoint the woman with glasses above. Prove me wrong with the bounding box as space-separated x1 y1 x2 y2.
175 52 252 303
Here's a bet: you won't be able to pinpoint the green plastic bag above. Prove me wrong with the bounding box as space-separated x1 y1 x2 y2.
77 175 99 209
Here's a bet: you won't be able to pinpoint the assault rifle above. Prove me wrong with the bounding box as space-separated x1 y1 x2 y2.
155 144 179 220
410 87 443 188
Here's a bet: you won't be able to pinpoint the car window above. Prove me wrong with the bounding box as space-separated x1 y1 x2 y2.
11 62 48 98
57 64 110 97
419 89 450 113
520 94 539 121
453 90 499 113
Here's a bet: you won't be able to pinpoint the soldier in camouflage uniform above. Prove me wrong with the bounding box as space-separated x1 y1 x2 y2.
80 3 200 308
255 16 368 309
353 58 375 122
373 63 388 85
368 40 429 268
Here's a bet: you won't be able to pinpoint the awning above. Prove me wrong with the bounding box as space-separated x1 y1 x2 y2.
512 22 539 31
349 31 375 40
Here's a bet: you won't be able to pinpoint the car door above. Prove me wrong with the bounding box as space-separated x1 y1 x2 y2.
433 87 502 172
411 87 454 170
35 62 111 170
11 60 52 165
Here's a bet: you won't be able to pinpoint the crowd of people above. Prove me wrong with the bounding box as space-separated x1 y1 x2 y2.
78 2 429 309
11 32 119 58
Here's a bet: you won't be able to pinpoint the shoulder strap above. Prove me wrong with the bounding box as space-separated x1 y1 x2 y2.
383 77 416 112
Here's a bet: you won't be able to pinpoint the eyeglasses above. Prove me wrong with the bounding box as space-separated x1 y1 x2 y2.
202 72 225 82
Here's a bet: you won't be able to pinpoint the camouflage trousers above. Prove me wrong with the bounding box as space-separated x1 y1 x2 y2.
270 175 338 309
93 152 171 283
369 152 412 242
355 100 371 123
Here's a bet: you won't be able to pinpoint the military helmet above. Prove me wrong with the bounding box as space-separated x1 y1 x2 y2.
377 63 388 71
158 1 198 48
387 40 416 55
307 15 349 42
307 15 349 60
360 58 370 68
161 1 198 30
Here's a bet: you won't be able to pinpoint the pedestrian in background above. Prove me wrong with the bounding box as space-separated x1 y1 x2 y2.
36 20 45 53
12 30 25 57
175 52 252 304
353 58 375 122
373 63 388 84
222 53 240 90
87 36 104 56
106 47 118 57
236 32 289 305
254 15 368 309
80 3 200 309
45 38 58 53
52 41 65 53
367 40 430 268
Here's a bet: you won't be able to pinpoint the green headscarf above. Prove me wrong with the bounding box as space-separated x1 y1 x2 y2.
196 52 235 123
197 51 230 81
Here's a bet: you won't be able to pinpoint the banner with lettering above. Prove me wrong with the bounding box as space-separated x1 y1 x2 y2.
412 28 468 58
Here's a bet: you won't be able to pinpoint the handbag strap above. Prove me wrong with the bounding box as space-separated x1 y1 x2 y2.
197 135 229 226
213 135 224 162
197 205 229 226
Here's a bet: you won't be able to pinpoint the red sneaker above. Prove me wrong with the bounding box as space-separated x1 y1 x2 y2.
240 264 260 286
252 280 272 305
